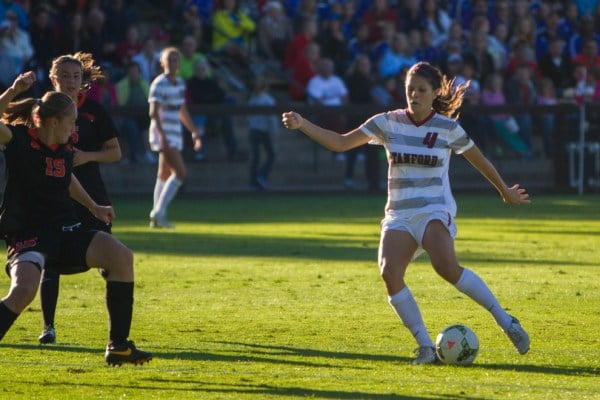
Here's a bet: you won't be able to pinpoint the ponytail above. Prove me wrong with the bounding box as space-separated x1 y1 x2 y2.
406 62 468 119
2 92 74 127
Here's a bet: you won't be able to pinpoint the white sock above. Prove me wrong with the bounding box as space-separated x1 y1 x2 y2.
389 287 433 347
151 178 166 217
154 175 182 218
454 267 512 329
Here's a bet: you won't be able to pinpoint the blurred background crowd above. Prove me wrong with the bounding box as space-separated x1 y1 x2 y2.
0 0 599 169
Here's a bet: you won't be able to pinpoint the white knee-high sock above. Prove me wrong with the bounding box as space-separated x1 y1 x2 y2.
154 175 182 217
151 178 166 217
389 287 433 347
454 267 512 329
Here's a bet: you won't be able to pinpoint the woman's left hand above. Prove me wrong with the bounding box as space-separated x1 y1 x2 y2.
72 147 89 166
503 184 531 205
93 204 116 224
192 136 202 152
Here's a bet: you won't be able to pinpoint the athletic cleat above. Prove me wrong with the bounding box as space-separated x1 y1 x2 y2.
156 215 174 229
38 325 56 344
105 340 152 366
149 215 174 229
504 316 530 355
412 346 438 365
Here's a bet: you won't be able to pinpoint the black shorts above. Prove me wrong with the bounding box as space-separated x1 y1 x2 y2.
5 223 99 276
75 203 112 234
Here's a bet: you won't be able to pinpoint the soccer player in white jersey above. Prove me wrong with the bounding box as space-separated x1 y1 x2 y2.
282 61 531 365
148 47 202 228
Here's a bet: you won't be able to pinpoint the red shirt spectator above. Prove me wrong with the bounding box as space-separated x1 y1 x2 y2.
283 16 318 70
363 0 399 44
288 42 320 101
572 38 600 74
505 40 541 80
116 25 143 67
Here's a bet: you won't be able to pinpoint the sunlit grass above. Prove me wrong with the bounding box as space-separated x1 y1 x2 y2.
0 194 598 399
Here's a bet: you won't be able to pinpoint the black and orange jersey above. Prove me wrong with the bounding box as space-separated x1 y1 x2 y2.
72 94 117 207
0 125 78 236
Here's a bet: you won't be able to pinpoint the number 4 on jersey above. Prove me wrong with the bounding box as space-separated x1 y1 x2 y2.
423 132 438 149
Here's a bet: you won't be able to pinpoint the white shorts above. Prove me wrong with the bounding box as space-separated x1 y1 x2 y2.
149 132 183 152
380 211 457 259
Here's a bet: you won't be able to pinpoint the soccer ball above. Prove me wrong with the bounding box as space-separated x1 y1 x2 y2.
435 324 479 365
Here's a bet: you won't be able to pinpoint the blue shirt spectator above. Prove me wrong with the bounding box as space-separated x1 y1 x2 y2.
0 0 27 30
378 32 416 79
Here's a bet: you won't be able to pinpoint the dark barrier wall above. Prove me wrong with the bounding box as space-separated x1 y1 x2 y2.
109 102 593 193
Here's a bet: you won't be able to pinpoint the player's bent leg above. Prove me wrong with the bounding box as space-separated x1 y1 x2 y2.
4 261 42 314
84 232 152 365
85 232 133 282
1 261 42 340
378 230 417 295
422 220 462 284
379 230 435 363
39 269 60 344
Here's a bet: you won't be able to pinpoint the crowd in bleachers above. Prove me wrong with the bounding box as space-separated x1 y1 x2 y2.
1 0 600 163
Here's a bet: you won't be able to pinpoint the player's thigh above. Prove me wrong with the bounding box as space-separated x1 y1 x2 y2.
86 232 133 279
9 261 41 292
5 261 42 310
378 229 418 276
421 220 461 282
161 147 186 179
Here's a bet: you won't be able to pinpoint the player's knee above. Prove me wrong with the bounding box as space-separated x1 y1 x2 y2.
100 242 133 280
112 241 133 269
379 260 403 284
9 283 38 311
432 262 461 284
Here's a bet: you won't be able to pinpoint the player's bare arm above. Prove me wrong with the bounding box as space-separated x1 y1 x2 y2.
179 103 202 151
0 72 37 144
462 145 530 205
69 174 115 223
73 137 122 166
281 111 369 152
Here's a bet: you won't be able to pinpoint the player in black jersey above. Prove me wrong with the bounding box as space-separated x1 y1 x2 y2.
37 52 122 344
0 72 152 366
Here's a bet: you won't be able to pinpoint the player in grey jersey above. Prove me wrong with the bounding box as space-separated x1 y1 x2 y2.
282 61 531 364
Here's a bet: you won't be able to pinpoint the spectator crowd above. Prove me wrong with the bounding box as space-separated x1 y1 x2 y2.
1 0 600 170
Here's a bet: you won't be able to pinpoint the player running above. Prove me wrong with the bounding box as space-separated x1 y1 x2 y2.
282 61 530 364
0 71 152 366
37 52 122 345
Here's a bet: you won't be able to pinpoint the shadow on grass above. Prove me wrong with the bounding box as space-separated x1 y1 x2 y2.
474 362 600 377
153 343 410 369
154 341 599 378
117 230 598 268
17 378 481 400
0 342 101 355
145 381 483 400
6 340 596 379
119 231 377 261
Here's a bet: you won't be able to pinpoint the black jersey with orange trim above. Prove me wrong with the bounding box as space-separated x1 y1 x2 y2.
0 125 78 236
71 94 117 207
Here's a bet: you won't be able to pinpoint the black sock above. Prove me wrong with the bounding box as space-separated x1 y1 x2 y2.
40 270 60 327
106 281 134 344
0 301 19 341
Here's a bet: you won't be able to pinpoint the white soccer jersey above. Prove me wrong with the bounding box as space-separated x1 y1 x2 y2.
358 109 474 218
148 74 186 151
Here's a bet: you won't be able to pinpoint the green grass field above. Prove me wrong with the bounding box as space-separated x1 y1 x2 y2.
0 193 598 400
